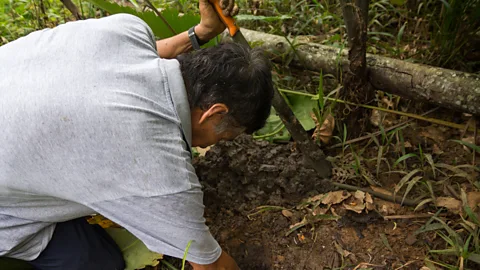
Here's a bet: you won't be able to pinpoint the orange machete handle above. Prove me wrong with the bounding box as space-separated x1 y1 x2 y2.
208 0 239 37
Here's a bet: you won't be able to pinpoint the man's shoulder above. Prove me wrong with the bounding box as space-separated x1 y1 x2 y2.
84 13 155 45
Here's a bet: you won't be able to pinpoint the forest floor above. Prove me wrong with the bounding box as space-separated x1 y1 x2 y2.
195 135 428 269
2 1 479 269
188 125 479 269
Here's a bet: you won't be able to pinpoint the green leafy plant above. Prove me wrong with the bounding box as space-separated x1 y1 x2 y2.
86 0 205 41
106 228 163 270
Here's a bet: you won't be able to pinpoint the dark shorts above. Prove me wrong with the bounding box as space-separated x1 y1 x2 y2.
26 218 125 270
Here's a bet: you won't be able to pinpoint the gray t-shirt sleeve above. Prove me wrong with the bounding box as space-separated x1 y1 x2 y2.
89 187 222 265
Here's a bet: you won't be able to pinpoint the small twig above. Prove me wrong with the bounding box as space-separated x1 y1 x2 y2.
473 117 477 166
144 0 176 36
328 107 439 149
383 213 435 220
331 182 420 206
60 0 83 20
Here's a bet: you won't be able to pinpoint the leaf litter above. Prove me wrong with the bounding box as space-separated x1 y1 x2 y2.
191 134 480 269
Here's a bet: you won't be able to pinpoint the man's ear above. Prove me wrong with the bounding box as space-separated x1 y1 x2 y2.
198 103 229 124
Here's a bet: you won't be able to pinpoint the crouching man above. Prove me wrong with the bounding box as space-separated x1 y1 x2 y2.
0 1 274 269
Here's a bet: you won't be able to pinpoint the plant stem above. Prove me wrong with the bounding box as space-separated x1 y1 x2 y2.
252 123 285 139
277 88 472 132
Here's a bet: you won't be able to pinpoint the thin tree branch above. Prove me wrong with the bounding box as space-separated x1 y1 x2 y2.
332 182 420 206
60 0 83 20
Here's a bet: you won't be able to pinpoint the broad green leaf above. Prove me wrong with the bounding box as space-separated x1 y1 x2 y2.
106 228 163 270
86 0 208 44
286 95 317 131
236 14 292 22
254 108 291 142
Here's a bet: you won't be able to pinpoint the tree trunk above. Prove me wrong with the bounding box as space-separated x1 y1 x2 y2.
239 29 480 116
339 0 372 137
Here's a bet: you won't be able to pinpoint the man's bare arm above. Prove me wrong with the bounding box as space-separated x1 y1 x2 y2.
156 0 238 59
189 250 240 270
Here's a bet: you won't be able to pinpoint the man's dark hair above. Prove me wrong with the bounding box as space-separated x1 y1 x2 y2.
177 42 274 134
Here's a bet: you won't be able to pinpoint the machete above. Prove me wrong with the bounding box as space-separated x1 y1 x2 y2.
208 0 250 47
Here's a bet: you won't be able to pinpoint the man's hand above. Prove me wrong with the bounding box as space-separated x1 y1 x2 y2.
190 250 240 270
195 0 239 42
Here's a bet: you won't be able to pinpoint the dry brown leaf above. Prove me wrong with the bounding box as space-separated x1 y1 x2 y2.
289 218 307 229
313 206 330 216
354 190 366 200
312 114 335 144
307 193 325 203
381 97 394 109
365 193 375 211
436 197 462 214
330 207 340 217
375 199 400 215
419 125 447 144
281 209 294 218
467 192 480 211
87 215 120 228
343 196 365 213
343 202 365 213
365 193 373 204
370 109 382 127
432 144 444 155
404 141 413 148
321 190 351 205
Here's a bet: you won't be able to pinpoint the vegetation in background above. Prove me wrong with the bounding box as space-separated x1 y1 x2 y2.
1 0 480 269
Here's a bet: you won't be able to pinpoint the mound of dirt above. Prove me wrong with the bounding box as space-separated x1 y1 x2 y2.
195 135 330 212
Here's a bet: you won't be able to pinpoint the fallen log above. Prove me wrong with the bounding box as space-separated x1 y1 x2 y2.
240 29 480 115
